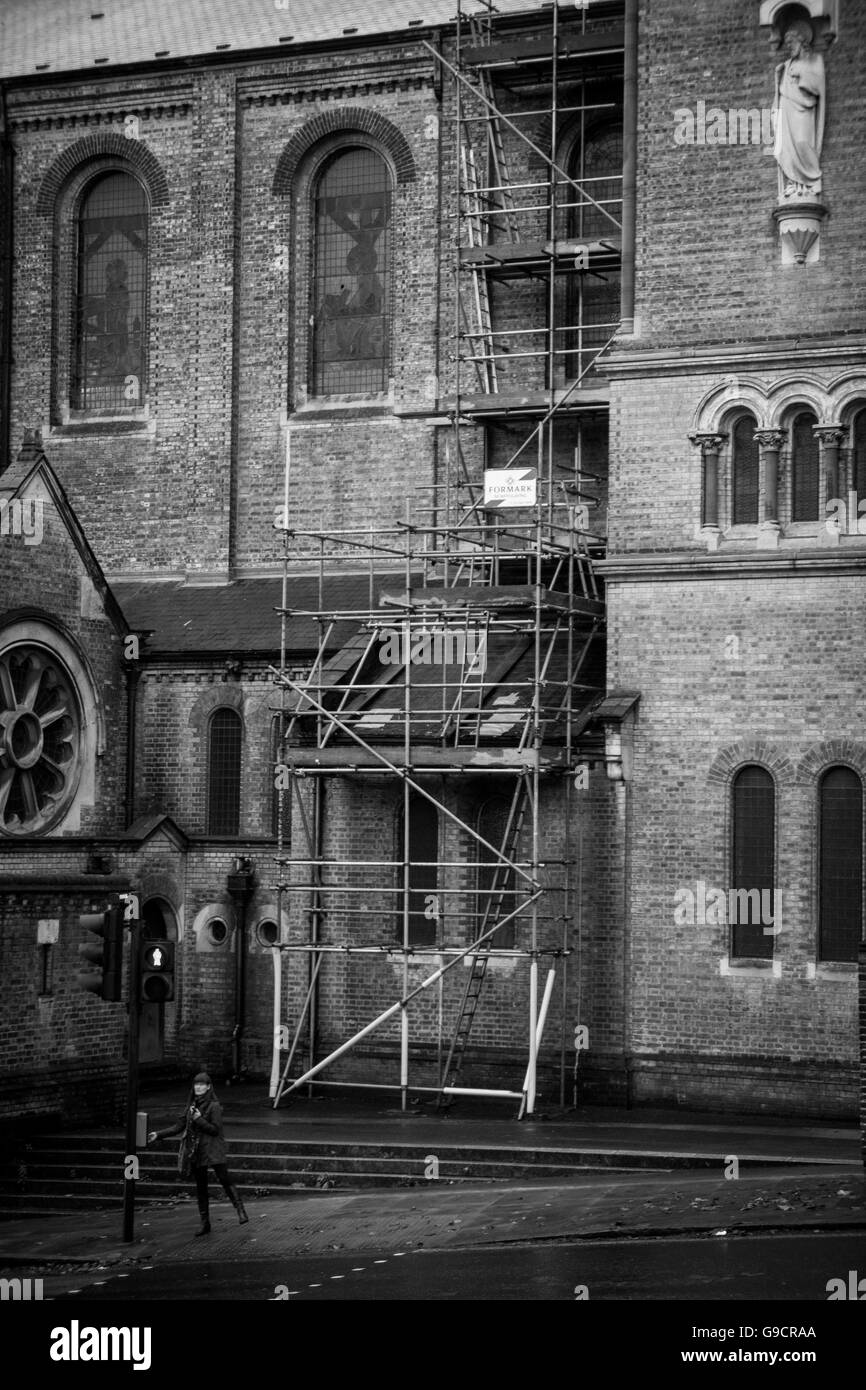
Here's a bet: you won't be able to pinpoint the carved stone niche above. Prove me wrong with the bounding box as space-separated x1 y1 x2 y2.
760 2 837 266
759 0 838 48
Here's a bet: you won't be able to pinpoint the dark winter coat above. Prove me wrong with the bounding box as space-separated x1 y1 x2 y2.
156 1090 228 1167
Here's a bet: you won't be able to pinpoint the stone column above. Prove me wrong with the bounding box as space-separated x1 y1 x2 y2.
755 429 784 548
814 425 845 545
688 432 726 548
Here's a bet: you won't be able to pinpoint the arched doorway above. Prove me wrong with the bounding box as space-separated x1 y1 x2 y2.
139 897 178 1064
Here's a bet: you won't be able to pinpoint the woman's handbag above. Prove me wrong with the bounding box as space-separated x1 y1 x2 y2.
177 1111 198 1177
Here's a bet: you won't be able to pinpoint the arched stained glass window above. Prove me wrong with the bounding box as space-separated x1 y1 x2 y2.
565 122 622 379
476 797 518 950
207 709 242 836
791 411 819 521
396 793 438 947
819 767 862 962
73 172 147 411
853 409 866 499
311 148 391 395
732 415 759 525
731 765 775 959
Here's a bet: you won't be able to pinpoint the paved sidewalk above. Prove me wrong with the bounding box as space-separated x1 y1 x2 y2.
0 1170 863 1272
2 1093 862 1270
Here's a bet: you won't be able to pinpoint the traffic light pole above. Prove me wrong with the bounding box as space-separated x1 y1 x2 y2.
123 915 141 1244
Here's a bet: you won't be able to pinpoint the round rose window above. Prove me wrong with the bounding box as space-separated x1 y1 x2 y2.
0 644 82 835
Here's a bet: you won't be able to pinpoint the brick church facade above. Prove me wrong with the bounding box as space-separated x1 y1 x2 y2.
1 0 864 1125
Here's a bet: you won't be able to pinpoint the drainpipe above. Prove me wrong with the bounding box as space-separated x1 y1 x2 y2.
227 856 255 1079
124 656 141 828
0 84 13 474
620 0 638 334
307 780 324 1081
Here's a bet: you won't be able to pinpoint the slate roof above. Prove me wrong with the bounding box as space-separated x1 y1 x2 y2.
111 574 410 655
0 0 546 79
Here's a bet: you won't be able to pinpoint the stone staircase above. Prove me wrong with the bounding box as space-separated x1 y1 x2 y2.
0 1126 818 1218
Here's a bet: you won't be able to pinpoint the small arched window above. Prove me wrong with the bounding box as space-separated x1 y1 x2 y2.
790 411 819 521
819 767 862 962
731 765 775 959
476 798 518 950
311 147 391 396
731 415 759 526
396 793 438 947
73 172 147 411
853 408 866 499
207 709 242 836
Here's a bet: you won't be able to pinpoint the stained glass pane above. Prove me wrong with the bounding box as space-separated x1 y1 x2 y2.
208 709 242 836
397 794 438 947
819 767 862 962
477 798 517 950
791 412 819 521
73 173 147 411
312 149 391 395
731 765 775 959
853 410 866 498
732 416 759 525
565 123 622 378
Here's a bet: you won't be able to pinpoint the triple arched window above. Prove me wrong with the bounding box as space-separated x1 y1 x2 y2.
311 147 392 396
73 171 147 412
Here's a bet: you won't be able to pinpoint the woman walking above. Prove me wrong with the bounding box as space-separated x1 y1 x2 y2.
148 1072 248 1235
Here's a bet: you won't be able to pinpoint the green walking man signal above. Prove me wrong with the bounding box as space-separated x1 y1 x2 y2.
76 903 125 1002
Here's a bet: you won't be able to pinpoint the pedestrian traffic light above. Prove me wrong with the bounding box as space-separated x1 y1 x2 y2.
76 904 125 1002
140 939 175 1003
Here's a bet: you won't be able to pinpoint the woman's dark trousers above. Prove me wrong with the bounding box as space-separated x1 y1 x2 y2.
192 1164 248 1233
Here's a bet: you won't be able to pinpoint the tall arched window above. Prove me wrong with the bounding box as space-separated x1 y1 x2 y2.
311 148 391 396
396 793 438 947
790 410 819 521
565 121 622 378
73 172 147 411
207 709 242 836
853 409 866 499
476 798 518 950
731 765 775 959
731 415 759 525
819 767 862 962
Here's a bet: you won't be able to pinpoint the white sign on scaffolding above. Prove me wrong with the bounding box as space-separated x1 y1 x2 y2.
483 467 537 509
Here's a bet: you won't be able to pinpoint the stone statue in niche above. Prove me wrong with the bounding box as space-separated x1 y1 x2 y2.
773 18 825 201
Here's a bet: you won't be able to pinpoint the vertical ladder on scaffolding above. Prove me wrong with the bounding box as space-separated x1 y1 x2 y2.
461 144 497 395
437 779 529 1107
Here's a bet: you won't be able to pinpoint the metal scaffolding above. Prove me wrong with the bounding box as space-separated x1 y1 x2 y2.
270 0 626 1117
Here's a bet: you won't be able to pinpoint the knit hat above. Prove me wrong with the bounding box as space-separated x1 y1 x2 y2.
193 1072 211 1085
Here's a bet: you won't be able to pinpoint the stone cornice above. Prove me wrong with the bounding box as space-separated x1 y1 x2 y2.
7 84 195 132
603 338 866 379
596 545 866 582
239 60 434 107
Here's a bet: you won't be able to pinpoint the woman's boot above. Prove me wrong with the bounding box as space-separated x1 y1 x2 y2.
195 1198 211 1236
226 1185 249 1224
